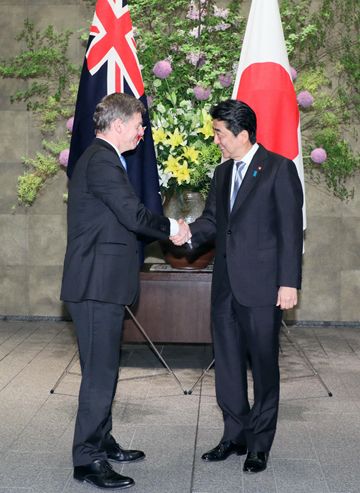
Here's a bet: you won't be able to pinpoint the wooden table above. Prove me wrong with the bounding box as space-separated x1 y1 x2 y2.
123 265 213 343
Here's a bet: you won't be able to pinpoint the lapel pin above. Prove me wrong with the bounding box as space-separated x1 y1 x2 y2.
253 170 257 177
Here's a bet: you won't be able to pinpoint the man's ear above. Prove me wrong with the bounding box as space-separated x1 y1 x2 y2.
238 129 250 144
111 118 123 134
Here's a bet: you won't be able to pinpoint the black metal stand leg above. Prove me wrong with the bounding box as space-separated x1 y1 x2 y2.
50 306 188 395
49 349 79 394
125 307 187 394
281 321 333 397
186 322 334 398
186 358 215 395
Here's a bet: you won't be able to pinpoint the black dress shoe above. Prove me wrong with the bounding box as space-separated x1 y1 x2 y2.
104 441 145 463
74 459 134 489
243 452 268 473
202 441 247 461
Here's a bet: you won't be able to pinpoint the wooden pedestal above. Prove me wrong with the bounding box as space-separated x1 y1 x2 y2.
123 266 212 343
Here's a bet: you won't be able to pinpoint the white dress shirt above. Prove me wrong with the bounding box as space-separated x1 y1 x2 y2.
230 143 259 198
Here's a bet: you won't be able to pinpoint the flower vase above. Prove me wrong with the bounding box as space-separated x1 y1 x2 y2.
161 190 214 269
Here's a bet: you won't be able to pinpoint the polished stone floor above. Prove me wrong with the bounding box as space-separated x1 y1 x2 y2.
0 319 360 492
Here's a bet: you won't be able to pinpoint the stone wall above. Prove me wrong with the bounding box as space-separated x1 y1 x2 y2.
0 0 359 322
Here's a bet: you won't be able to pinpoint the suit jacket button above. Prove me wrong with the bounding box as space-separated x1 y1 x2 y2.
227 230 232 235
223 253 226 258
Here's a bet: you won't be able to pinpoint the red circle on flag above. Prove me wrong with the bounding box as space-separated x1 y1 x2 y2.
235 62 299 160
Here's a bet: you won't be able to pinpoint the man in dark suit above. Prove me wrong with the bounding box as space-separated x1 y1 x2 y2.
173 99 303 473
60 93 183 489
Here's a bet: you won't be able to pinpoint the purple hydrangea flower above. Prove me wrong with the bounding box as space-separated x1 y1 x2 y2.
186 52 205 67
213 6 229 18
214 23 231 31
187 0 207 19
193 85 211 101
66 116 74 133
187 5 200 20
219 73 232 88
59 149 70 167
290 66 297 81
297 90 314 108
189 25 204 38
153 60 172 79
310 148 327 164
189 27 199 38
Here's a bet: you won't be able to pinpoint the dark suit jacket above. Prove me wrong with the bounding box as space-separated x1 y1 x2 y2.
61 138 170 306
190 144 303 307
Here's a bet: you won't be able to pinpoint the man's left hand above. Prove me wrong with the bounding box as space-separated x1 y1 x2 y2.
276 286 298 310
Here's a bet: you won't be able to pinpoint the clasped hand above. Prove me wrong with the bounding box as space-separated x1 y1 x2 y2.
170 218 191 246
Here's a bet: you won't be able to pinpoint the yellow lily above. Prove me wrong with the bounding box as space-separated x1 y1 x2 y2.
198 110 214 139
164 155 181 174
167 128 185 147
174 162 191 184
182 146 200 163
152 127 168 145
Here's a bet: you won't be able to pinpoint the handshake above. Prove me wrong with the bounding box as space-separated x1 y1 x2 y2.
170 218 192 246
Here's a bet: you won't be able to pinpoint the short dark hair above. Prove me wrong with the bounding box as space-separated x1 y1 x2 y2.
93 92 145 132
210 99 257 144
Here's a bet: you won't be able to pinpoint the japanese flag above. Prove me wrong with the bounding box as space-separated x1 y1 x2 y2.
232 0 306 227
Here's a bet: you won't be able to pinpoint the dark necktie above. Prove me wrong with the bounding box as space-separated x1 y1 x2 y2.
230 161 246 210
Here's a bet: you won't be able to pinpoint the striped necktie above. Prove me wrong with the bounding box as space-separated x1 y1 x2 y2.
230 161 246 210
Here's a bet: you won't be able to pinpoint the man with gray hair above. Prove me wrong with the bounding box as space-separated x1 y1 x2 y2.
61 92 185 489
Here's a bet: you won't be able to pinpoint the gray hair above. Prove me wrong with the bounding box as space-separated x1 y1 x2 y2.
93 92 145 132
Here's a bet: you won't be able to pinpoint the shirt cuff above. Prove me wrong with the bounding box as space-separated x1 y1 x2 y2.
169 218 179 236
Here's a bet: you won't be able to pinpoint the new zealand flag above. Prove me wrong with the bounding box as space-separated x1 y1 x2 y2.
67 0 162 215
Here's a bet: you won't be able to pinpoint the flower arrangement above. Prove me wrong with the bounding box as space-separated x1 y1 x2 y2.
131 0 244 198
151 94 221 196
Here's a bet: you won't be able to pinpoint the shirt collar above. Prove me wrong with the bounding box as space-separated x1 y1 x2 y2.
234 142 259 167
96 136 122 160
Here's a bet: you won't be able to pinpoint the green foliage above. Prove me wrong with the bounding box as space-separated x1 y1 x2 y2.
195 142 222 197
296 69 328 93
17 174 43 206
305 129 360 200
17 150 61 206
0 19 78 205
0 19 78 127
281 0 360 199
42 139 70 155
23 152 59 178
130 0 243 104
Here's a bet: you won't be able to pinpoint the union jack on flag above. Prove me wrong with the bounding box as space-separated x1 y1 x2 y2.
67 0 162 216
86 0 144 97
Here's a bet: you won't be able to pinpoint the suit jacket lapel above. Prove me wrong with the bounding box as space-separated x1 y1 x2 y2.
221 159 234 218
230 144 268 214
94 138 125 171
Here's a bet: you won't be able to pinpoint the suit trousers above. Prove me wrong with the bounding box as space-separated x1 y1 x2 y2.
211 271 282 452
66 300 125 466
